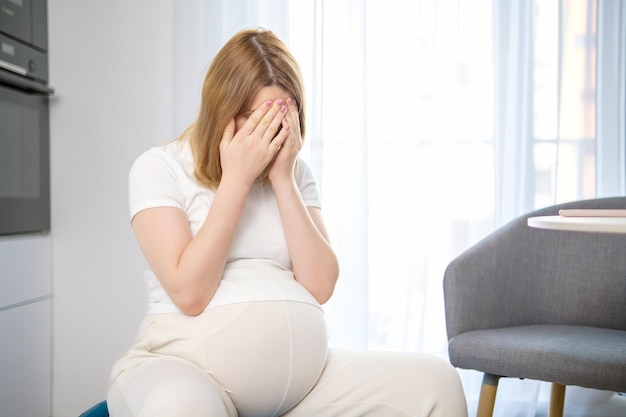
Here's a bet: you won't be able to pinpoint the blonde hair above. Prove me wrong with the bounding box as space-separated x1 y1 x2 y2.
182 28 306 188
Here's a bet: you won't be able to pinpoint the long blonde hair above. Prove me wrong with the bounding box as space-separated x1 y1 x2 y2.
183 28 306 188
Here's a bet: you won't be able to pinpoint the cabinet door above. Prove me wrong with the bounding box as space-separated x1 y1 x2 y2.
0 299 51 417
0 0 33 44
0 236 51 309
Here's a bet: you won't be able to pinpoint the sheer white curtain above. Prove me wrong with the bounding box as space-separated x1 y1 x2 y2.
291 0 498 354
287 0 626 338
172 0 626 415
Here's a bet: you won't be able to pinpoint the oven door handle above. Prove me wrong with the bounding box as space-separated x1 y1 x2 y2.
0 69 54 95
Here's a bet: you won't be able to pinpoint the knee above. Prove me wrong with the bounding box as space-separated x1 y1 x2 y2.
427 355 464 387
109 380 217 417
374 352 467 415
139 377 229 416
414 355 468 416
108 358 235 417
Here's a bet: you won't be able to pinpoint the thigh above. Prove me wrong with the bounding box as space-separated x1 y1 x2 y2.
107 356 237 417
283 349 468 417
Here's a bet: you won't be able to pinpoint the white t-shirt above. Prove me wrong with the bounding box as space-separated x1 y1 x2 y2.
129 137 322 314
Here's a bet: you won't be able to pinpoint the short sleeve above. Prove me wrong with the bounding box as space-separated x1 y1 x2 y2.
295 159 321 208
128 148 185 221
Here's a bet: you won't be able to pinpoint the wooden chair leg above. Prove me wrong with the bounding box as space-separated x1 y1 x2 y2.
549 383 566 417
476 374 501 417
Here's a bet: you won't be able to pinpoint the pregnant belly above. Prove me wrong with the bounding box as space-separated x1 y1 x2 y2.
145 300 328 417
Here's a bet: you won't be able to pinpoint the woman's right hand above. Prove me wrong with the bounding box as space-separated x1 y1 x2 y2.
219 98 290 187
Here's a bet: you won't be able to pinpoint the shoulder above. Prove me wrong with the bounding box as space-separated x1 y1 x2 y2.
130 139 193 181
128 140 194 219
295 158 321 208
295 158 316 182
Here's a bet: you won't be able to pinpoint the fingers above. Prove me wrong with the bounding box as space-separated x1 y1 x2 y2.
279 98 301 148
242 99 284 139
219 118 236 151
285 98 299 131
222 118 236 142
241 99 272 136
260 99 289 143
265 101 289 144
270 97 302 152
269 118 291 152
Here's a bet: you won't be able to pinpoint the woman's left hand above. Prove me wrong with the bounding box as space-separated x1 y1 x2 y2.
268 98 302 185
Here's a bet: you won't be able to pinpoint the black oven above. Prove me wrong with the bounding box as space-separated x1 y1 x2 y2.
0 0 52 236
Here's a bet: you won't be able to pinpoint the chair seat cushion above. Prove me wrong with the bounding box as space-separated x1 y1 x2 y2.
449 324 626 392
79 401 109 417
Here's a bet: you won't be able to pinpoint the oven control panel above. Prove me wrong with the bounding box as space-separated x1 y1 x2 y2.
0 32 48 82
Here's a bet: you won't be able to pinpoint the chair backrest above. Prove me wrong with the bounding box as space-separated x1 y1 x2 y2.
444 196 626 340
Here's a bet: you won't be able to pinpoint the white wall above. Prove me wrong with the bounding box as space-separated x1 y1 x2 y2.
49 1 174 415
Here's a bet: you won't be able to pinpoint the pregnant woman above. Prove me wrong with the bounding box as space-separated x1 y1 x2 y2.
107 27 468 417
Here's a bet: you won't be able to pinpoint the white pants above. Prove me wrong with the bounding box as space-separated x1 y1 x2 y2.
107 301 467 417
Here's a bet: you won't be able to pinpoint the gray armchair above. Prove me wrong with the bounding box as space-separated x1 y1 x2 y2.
443 197 626 417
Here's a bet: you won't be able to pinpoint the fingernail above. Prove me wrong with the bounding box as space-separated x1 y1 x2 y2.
276 99 284 106
280 105 287 113
266 100 272 107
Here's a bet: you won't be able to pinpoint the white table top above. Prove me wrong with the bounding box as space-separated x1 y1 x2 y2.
527 215 626 234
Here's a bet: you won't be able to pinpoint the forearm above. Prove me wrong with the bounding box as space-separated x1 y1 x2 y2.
169 176 251 314
271 178 339 304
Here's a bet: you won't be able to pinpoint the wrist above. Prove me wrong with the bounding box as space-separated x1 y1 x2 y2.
219 171 255 192
270 174 297 194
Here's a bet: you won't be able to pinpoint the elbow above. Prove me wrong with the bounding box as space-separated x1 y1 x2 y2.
178 303 206 316
171 292 210 316
176 299 207 316
155 268 222 316
310 263 340 305
313 286 335 305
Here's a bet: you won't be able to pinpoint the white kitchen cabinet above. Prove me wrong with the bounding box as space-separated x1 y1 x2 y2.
0 235 52 416
0 236 52 309
0 299 52 417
